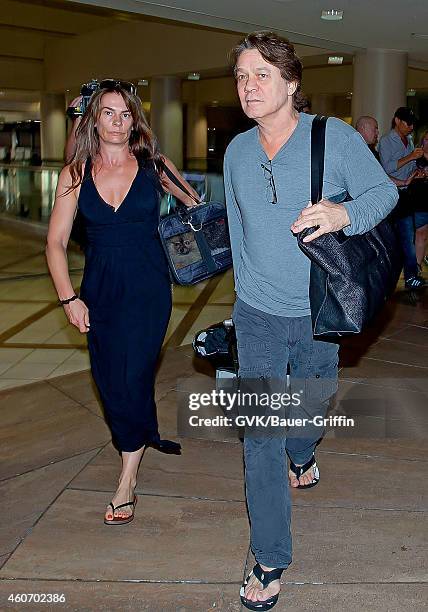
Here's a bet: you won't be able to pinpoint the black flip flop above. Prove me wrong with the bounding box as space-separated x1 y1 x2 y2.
289 453 319 489
104 495 137 525
240 563 284 611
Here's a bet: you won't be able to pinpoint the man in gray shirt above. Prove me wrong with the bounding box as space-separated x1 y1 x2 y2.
378 107 421 183
224 31 397 611
378 107 425 288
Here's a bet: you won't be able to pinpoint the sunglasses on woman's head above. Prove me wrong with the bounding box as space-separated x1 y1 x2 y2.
99 79 137 95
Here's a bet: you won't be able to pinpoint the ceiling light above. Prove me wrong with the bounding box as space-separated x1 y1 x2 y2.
412 33 428 39
187 72 200 81
321 9 343 21
328 56 343 64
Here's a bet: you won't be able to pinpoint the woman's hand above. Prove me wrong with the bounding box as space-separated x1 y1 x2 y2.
182 195 201 208
413 169 426 180
63 298 90 333
160 156 201 208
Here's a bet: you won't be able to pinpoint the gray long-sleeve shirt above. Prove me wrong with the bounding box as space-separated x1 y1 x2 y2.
224 112 398 317
378 129 416 181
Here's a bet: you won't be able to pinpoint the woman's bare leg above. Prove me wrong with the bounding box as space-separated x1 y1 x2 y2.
105 446 146 520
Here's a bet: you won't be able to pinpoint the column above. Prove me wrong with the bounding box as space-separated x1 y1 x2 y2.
310 93 337 116
352 49 407 137
40 93 67 164
150 76 183 168
186 102 207 171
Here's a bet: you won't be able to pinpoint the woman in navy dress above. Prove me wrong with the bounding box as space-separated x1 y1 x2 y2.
46 82 199 525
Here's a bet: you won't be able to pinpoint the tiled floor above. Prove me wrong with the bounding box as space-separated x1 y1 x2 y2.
0 218 427 611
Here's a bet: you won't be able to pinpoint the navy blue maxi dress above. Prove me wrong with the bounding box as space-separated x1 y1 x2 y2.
78 158 174 453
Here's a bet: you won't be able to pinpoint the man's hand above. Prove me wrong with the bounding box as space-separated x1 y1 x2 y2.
403 170 418 186
411 147 424 160
291 199 351 243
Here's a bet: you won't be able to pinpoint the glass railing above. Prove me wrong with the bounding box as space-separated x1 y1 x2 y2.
0 164 225 224
0 164 60 223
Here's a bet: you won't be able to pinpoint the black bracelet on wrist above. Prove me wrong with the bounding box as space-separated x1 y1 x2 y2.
59 294 78 306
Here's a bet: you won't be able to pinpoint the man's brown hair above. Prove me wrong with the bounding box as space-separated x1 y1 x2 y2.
230 31 305 110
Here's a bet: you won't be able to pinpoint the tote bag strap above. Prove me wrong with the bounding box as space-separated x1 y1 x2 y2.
311 115 328 204
160 160 200 205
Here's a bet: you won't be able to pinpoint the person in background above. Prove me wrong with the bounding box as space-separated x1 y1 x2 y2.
356 114 418 185
355 115 379 159
64 96 83 163
379 107 426 288
408 130 428 271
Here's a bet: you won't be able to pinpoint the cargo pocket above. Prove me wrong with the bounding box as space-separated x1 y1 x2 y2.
304 340 339 406
236 340 271 378
233 300 272 378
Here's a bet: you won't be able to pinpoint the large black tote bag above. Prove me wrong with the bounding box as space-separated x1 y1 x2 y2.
297 115 402 337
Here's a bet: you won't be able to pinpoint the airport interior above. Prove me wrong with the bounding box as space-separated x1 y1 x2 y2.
0 1 427 610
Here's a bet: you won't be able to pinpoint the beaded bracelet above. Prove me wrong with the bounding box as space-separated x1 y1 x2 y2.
59 294 78 306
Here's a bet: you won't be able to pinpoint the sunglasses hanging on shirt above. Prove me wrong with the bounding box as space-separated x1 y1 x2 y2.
261 161 278 205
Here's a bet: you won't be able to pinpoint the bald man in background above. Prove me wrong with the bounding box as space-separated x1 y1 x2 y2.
356 116 379 158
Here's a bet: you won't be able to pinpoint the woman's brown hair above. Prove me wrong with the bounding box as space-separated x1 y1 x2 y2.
419 130 428 147
229 31 305 110
67 84 162 191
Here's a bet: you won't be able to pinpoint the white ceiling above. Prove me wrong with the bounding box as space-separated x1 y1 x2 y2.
67 0 428 66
